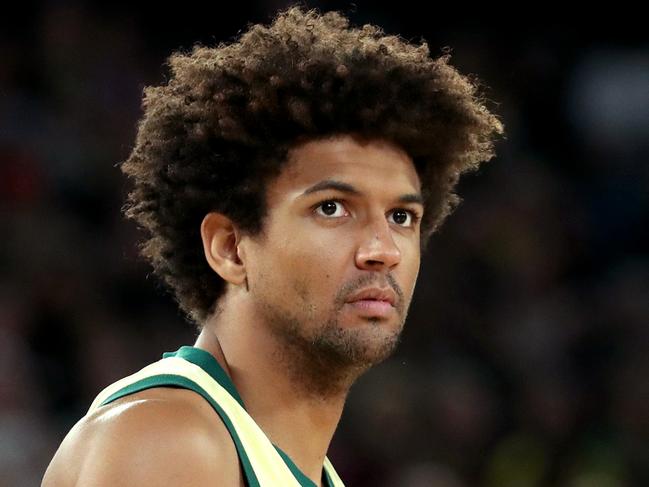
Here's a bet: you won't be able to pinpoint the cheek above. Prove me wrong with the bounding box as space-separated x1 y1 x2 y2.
252 228 340 301
401 249 421 302
280 229 344 303
281 220 348 267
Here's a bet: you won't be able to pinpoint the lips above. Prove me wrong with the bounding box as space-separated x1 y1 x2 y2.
345 287 396 307
347 299 394 316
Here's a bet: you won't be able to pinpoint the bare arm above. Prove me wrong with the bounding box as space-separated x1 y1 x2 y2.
42 390 243 486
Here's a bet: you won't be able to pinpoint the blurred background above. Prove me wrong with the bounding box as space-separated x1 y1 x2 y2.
2 2 648 486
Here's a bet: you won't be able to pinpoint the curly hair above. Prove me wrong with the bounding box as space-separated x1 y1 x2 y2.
121 6 504 326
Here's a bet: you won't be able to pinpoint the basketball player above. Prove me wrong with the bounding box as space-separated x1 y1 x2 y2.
42 6 503 486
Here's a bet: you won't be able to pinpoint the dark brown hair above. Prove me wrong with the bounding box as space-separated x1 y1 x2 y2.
121 6 504 325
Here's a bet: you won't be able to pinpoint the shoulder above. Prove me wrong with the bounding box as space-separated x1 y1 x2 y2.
42 387 243 486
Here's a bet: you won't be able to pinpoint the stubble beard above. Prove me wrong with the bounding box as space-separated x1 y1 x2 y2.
260 299 406 400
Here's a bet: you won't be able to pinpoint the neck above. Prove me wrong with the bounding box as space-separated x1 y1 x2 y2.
194 294 354 486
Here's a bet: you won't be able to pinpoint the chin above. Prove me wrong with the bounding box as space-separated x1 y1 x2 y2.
315 321 403 369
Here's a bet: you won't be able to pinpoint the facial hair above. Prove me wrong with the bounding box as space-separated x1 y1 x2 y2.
255 274 407 400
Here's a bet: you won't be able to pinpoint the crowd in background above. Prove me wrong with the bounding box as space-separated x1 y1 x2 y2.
1 2 647 486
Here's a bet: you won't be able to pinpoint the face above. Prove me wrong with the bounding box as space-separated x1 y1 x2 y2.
242 134 423 376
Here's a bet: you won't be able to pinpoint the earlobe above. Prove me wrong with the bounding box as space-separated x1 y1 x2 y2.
200 212 247 286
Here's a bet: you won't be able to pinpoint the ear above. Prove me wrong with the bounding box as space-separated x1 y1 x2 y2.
200 212 247 286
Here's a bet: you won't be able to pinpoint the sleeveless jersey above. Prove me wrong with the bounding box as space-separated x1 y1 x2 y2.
87 346 345 487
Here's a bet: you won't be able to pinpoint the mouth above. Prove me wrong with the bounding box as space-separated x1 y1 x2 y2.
345 298 394 317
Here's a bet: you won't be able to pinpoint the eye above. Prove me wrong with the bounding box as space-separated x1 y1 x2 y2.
313 199 348 218
388 208 421 228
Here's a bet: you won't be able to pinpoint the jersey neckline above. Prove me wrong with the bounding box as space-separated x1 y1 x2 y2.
162 345 334 487
163 345 246 408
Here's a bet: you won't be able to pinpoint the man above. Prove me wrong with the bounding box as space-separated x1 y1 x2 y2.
43 6 503 486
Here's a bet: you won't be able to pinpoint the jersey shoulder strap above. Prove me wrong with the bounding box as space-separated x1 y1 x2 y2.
87 347 345 487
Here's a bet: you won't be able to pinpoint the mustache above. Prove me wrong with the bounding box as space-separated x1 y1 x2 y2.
338 273 403 307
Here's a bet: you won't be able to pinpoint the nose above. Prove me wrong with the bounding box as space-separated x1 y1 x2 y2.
355 216 401 271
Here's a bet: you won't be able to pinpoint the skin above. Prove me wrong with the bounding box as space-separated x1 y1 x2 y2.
42 133 423 486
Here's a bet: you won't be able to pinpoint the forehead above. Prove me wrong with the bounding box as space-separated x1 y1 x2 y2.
267 134 421 202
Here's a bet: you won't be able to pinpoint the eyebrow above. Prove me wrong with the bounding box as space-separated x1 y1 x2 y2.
300 179 424 206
